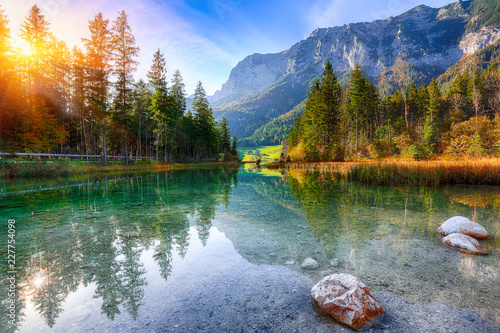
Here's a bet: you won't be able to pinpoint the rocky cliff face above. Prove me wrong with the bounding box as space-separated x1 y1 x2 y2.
210 0 500 142
211 53 288 105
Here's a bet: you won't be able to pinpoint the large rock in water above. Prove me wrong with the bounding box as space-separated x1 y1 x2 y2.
442 233 489 255
311 274 386 331
437 216 489 239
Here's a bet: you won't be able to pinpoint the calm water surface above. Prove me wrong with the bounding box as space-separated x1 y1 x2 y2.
0 167 499 332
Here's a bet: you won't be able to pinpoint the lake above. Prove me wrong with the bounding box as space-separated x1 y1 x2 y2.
0 167 499 332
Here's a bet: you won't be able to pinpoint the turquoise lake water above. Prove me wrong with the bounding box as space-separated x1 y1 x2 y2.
0 167 499 332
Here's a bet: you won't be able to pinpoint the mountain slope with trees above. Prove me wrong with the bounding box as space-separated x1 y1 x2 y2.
286 53 500 161
212 0 500 147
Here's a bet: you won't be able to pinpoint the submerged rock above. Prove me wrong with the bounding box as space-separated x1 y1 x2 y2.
442 233 489 255
301 258 319 270
311 273 386 331
437 216 489 239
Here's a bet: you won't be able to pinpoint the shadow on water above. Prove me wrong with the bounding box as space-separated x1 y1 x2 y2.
0 166 499 331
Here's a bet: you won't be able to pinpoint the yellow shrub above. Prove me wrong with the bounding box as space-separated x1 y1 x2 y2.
288 142 307 161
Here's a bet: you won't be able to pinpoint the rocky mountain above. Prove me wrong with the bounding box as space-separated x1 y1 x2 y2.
210 0 500 146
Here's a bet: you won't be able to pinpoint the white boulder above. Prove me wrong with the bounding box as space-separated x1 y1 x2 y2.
437 216 488 239
442 233 489 255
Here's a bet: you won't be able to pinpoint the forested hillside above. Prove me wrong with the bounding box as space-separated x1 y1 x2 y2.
213 0 500 147
0 5 238 163
286 56 500 161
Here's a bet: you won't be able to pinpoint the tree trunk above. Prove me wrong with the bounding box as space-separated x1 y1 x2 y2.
403 91 409 129
102 119 107 166
164 118 167 163
156 124 160 161
125 140 129 166
81 109 88 162
356 108 359 151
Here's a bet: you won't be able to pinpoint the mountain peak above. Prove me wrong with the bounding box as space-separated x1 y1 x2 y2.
211 0 500 145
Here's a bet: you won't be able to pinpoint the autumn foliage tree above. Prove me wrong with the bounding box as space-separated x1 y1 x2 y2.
0 5 235 162
287 59 500 161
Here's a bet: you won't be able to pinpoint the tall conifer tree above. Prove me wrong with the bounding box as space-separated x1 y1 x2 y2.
83 12 112 165
111 9 139 164
147 49 169 161
193 81 217 160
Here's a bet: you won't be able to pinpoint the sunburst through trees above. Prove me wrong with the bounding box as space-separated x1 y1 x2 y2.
0 5 238 163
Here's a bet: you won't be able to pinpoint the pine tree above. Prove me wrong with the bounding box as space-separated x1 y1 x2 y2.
169 69 186 158
0 5 14 154
392 55 413 129
193 81 217 160
170 70 186 118
450 72 471 117
70 46 89 157
468 69 484 119
219 117 231 161
319 60 341 157
180 110 196 158
48 38 71 119
348 63 368 150
420 115 437 158
111 9 139 164
408 82 419 124
287 114 302 154
231 136 238 157
416 84 429 123
20 5 52 93
83 12 112 165
132 79 151 158
427 79 442 125
147 49 170 162
301 79 321 160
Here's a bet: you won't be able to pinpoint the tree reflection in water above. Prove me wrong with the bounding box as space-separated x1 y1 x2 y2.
1 167 499 331
0 167 238 330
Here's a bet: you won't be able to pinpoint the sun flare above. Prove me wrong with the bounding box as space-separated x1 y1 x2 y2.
34 277 43 287
14 38 32 56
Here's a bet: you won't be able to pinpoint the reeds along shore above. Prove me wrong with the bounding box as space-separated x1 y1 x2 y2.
0 160 173 178
0 159 244 178
270 159 500 186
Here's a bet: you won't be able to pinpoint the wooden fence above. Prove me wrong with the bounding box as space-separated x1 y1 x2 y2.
0 152 155 159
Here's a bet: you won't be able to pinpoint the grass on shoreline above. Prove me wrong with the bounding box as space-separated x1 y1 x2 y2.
6 156 500 186
239 145 282 162
0 159 242 178
270 158 500 186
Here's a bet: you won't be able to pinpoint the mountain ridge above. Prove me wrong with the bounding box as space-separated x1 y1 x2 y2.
210 0 500 146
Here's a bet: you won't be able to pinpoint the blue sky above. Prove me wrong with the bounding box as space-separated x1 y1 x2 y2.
6 0 454 95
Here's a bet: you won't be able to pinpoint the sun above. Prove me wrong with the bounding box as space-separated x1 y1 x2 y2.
13 37 32 56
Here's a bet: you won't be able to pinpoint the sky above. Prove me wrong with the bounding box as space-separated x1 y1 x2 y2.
4 0 455 95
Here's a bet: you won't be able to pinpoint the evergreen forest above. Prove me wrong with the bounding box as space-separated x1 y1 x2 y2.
0 5 238 164
287 59 500 161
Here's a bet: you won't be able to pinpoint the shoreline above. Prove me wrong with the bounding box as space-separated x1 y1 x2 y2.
0 159 244 179
267 158 500 186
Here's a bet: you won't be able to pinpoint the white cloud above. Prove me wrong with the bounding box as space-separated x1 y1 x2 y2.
3 0 242 95
306 0 347 32
127 0 241 95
